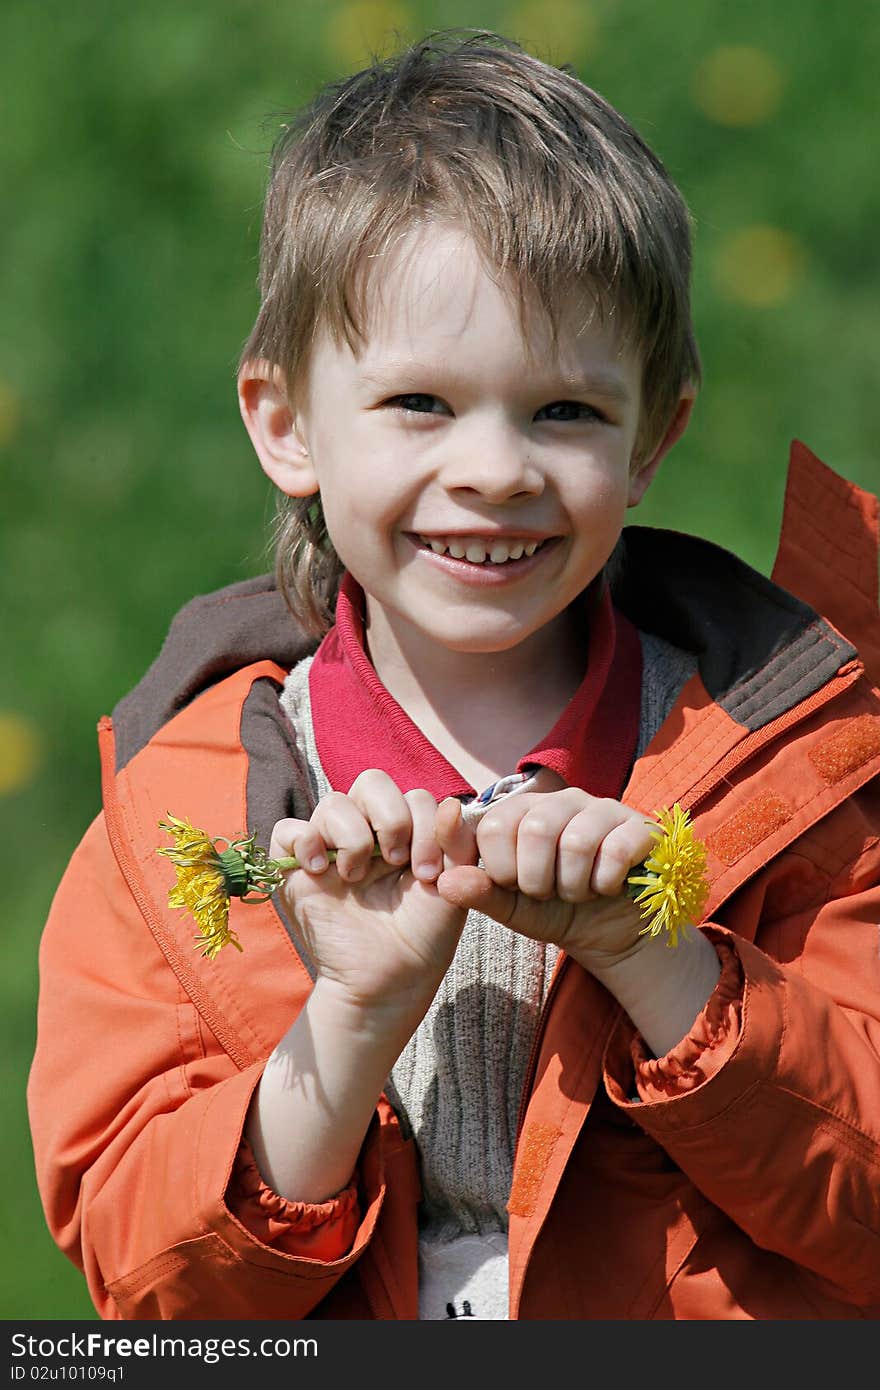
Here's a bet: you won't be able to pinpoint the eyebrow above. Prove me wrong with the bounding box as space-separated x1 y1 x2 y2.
554 372 633 404
358 365 634 403
358 363 436 389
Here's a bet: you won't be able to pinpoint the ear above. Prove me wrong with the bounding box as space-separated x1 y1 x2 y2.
627 388 696 507
237 359 319 498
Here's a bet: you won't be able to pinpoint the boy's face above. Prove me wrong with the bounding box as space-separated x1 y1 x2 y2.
252 224 673 669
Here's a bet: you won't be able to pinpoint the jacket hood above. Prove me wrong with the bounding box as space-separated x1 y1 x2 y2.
610 525 852 728
110 574 317 772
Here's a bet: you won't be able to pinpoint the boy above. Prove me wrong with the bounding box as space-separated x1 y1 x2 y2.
29 32 880 1320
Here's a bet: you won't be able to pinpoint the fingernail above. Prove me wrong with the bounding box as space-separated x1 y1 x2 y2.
388 846 408 864
307 854 326 872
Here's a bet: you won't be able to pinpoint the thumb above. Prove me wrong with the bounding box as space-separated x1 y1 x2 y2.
435 797 478 869
437 865 577 943
436 864 520 925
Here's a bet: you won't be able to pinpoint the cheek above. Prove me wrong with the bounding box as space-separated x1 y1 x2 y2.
318 485 401 574
562 476 631 575
323 454 419 528
568 470 630 526
322 479 397 530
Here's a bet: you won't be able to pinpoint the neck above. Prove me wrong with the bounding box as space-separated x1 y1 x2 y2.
363 603 587 788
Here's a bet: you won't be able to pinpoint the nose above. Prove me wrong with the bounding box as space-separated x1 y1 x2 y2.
440 417 544 503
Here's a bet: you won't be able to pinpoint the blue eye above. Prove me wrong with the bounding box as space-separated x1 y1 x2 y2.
534 401 600 423
389 393 443 414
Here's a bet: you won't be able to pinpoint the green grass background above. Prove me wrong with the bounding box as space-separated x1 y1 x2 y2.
2 0 878 1319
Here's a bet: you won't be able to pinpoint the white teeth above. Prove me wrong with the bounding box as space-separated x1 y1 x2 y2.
418 534 546 564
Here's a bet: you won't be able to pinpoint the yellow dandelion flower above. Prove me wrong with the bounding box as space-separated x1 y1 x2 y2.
626 804 710 948
157 815 243 958
158 815 321 959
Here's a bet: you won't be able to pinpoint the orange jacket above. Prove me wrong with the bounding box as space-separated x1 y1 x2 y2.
28 443 880 1319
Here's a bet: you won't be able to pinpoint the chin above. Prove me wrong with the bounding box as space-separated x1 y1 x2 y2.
425 619 549 655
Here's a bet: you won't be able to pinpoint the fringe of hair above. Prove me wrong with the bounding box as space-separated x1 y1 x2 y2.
272 496 344 636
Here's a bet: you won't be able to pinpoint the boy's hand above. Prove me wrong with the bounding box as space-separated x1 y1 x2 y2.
436 788 656 975
269 771 476 1033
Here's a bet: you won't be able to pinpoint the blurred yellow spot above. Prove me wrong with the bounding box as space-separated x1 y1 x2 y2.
692 46 784 128
0 381 21 448
326 0 413 68
693 45 784 127
0 713 42 795
502 0 600 59
714 225 807 307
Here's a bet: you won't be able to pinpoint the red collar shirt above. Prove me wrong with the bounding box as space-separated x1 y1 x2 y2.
309 571 644 802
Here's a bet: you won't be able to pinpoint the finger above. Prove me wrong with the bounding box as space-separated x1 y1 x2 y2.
590 813 657 896
268 817 329 873
347 768 413 866
554 799 649 900
513 799 582 900
310 791 377 881
474 796 535 888
476 788 588 892
435 797 478 870
406 788 443 881
555 809 605 903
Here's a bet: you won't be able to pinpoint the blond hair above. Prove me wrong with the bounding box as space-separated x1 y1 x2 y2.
240 30 701 635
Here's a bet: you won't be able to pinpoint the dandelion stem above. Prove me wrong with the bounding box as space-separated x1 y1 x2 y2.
159 805 708 958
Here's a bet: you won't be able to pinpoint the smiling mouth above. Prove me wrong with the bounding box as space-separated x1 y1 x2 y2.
415 534 552 565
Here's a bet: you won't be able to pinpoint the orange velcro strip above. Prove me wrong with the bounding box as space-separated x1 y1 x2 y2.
704 791 793 867
809 714 880 784
507 1122 560 1219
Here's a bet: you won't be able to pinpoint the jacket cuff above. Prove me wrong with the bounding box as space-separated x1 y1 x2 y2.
605 931 744 1104
227 1138 360 1260
196 1061 388 1275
